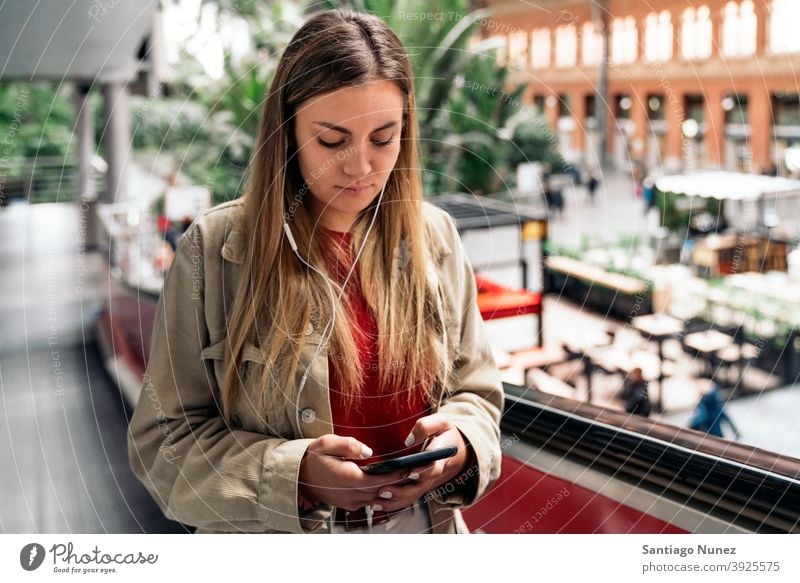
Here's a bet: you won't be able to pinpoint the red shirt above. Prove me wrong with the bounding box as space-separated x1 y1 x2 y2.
321 228 431 466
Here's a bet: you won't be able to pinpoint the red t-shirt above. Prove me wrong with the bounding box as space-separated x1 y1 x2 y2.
321 228 431 466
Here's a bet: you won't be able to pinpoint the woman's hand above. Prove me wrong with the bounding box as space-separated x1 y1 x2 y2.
298 434 410 511
367 413 472 513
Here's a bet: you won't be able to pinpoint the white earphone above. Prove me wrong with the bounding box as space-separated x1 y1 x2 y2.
282 178 388 437
282 174 388 534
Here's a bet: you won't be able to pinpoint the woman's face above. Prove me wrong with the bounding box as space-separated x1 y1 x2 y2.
293 79 404 232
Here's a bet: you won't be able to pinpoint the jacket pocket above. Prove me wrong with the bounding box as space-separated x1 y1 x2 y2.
200 339 293 438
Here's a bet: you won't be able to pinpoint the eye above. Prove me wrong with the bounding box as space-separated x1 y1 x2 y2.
373 139 395 148
318 139 344 149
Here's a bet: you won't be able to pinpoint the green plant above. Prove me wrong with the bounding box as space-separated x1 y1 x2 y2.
322 0 556 195
508 119 562 169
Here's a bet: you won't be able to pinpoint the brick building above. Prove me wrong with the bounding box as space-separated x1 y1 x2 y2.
484 0 800 175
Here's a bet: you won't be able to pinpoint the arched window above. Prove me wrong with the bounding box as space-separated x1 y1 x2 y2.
645 13 659 61
682 6 712 59
508 30 529 67
740 1 757 55
770 0 800 53
646 11 673 61
611 16 637 64
555 24 577 67
582 21 601 66
723 1 757 57
658 11 674 60
531 28 551 69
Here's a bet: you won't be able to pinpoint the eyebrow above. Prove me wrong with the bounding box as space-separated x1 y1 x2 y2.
312 120 400 135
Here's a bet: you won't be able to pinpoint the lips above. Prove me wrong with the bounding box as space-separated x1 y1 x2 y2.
337 184 371 193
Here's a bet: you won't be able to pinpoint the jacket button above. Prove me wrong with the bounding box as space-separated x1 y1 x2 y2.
300 408 316 424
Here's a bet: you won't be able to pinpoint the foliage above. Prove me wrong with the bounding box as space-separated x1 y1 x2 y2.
0 82 76 165
508 119 563 170
321 0 558 195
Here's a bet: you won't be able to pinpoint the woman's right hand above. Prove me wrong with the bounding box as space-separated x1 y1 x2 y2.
298 434 409 511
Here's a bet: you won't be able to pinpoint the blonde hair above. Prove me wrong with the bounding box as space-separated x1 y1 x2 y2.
220 9 446 423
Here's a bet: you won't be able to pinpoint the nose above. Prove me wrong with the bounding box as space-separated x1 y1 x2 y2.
341 142 372 179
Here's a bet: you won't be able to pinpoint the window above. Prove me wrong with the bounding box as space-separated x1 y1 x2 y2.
723 1 757 57
611 16 637 64
681 6 712 59
645 11 673 62
581 21 602 66
555 24 577 67
508 31 529 67
492 35 509 66
770 0 800 53
531 28 551 69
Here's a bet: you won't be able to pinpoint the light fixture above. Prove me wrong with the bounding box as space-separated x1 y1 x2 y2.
682 119 700 139
785 145 800 172
648 96 661 112
721 96 735 111
619 96 632 111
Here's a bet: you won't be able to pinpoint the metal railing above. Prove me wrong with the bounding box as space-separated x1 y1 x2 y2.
0 156 105 205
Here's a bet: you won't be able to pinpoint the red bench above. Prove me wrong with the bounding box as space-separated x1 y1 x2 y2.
475 274 543 347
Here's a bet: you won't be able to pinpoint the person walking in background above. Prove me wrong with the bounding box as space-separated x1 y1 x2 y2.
621 367 651 418
689 383 741 440
544 178 562 220
643 177 656 214
586 168 599 204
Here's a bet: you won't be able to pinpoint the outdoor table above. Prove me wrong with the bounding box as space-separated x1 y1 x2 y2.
582 345 629 405
683 329 735 379
716 342 760 388
631 313 685 412
509 344 567 381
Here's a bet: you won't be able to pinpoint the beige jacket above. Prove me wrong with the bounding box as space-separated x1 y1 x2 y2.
127 198 504 534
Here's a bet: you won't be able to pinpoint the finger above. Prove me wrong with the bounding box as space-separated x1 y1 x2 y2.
312 434 372 460
356 467 414 492
372 483 430 512
398 462 435 482
404 414 452 447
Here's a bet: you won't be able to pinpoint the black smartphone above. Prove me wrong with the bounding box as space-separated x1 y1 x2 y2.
359 446 458 475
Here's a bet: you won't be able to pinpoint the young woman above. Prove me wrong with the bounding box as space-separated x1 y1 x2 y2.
128 8 504 534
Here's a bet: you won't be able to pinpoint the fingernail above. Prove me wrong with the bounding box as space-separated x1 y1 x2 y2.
404 433 415 447
379 490 393 500
361 445 373 458
372 504 383 511
407 471 420 481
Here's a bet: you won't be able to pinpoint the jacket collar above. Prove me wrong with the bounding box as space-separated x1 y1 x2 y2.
220 202 453 266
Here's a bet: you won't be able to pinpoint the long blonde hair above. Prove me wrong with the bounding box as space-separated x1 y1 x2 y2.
221 9 446 422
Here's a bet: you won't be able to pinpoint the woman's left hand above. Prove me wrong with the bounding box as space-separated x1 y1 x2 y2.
369 413 471 512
